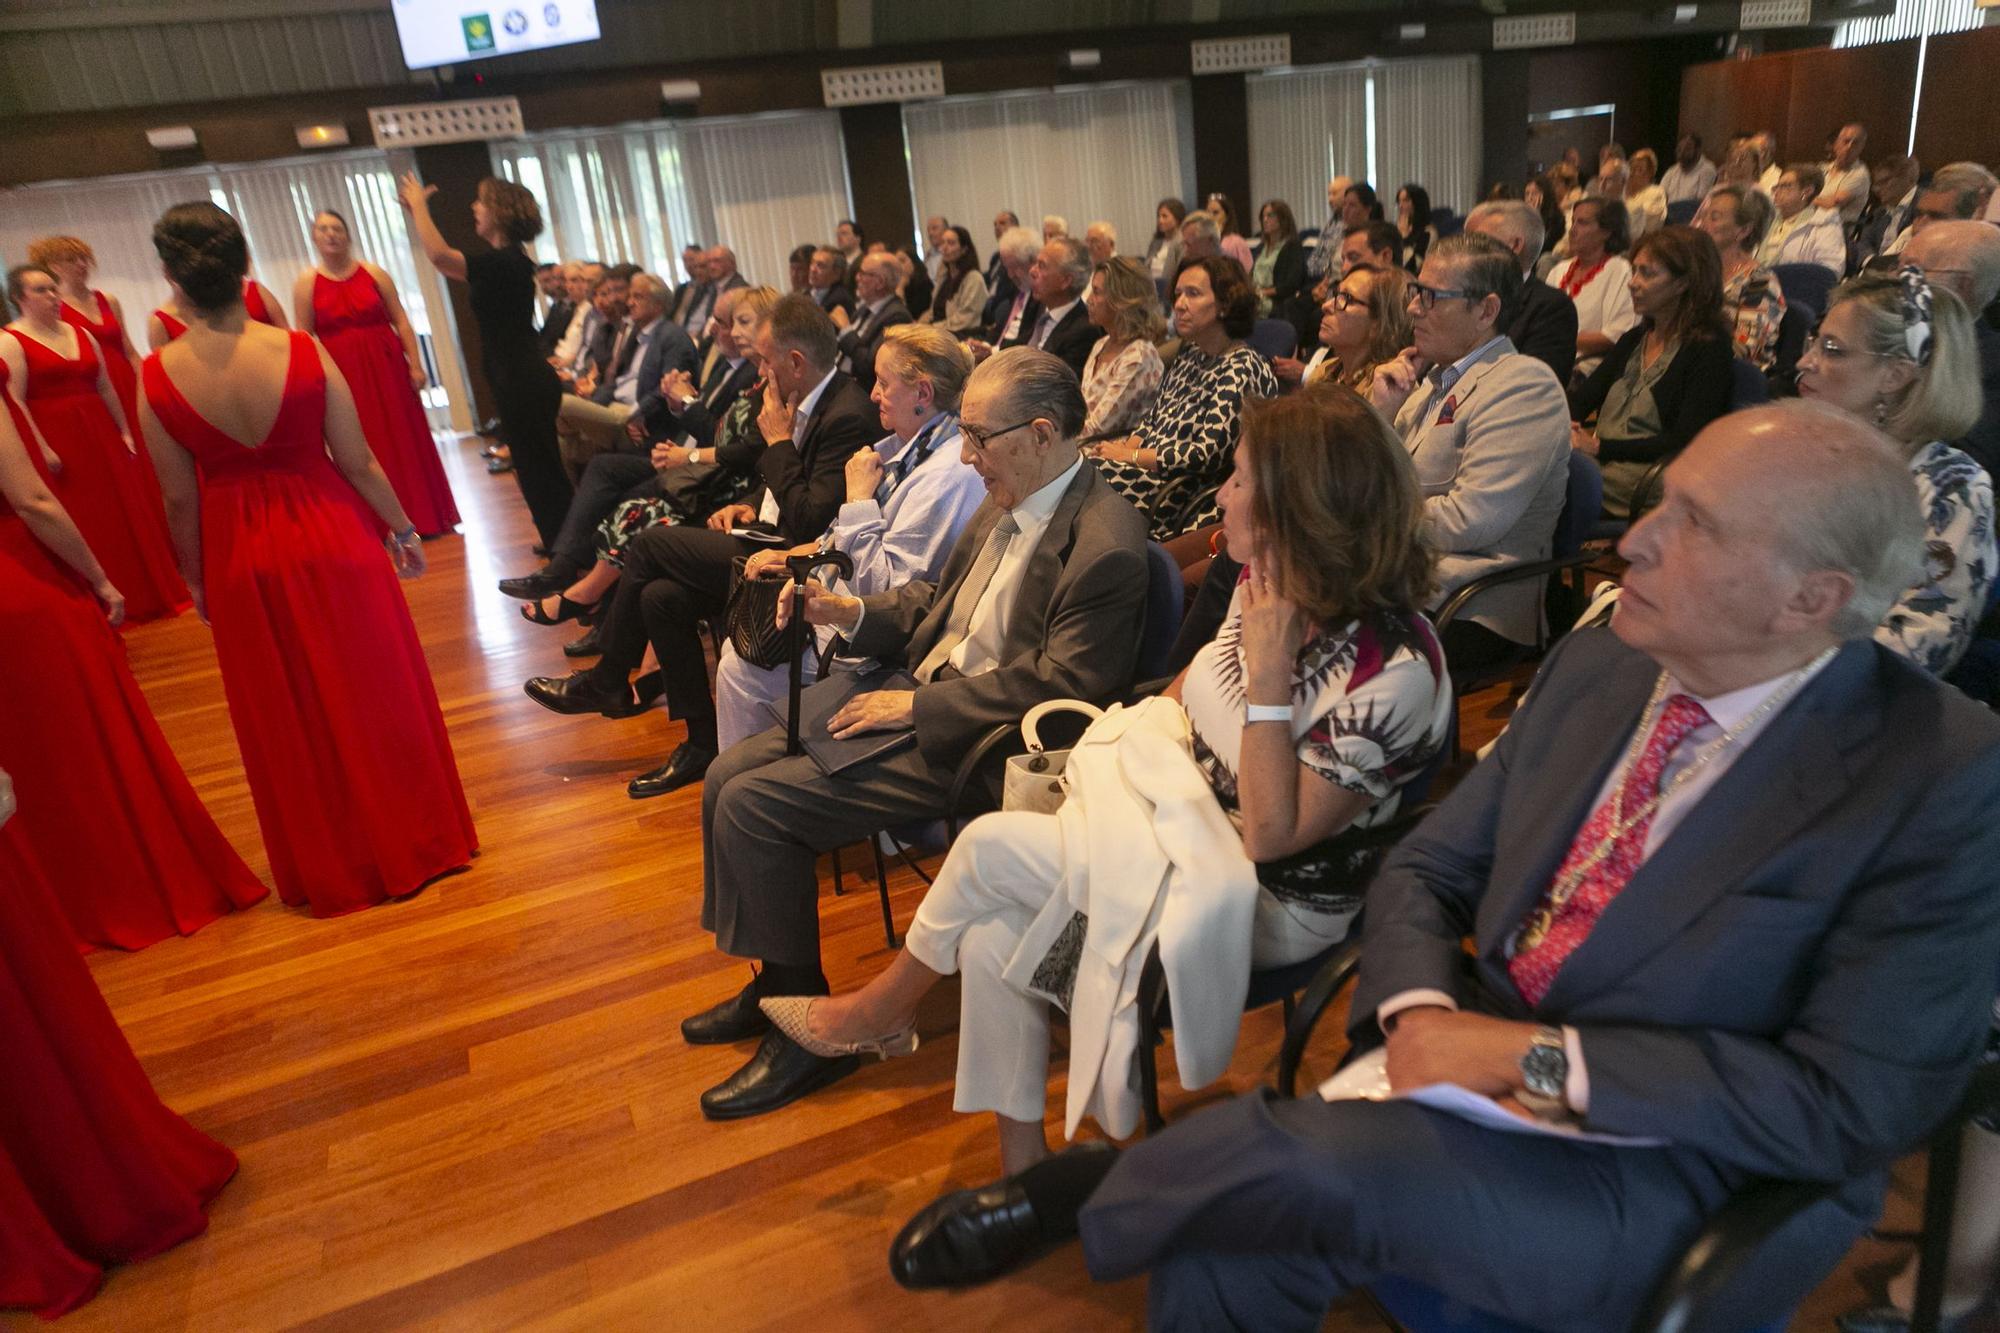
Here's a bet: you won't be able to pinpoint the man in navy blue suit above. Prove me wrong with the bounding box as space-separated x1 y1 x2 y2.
554 272 696 483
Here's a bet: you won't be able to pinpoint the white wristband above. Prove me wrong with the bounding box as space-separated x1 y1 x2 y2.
1245 704 1291 725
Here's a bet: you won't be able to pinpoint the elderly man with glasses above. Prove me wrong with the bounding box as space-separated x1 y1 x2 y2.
685 346 1152 1121
1369 232 1572 675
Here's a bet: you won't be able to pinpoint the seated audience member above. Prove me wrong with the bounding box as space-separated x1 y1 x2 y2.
1250 198 1308 323
712 326 986 752
546 260 600 366
1857 153 1921 262
1041 215 1068 244
1369 233 1571 673
1591 144 1626 195
1818 122 1873 225
1548 197 1638 379
554 272 699 483
992 236 1096 375
1290 264 1412 393
835 252 912 393
787 243 815 294
1395 184 1438 274
522 295 879 791
985 210 1019 292
665 247 705 327
834 219 864 269
1883 163 2000 261
705 245 746 301
1798 269 1995 676
498 286 773 608
1660 133 1717 206
1569 226 1736 519
1523 174 1567 258
922 215 949 282
535 262 576 358
808 248 855 321
980 227 1042 344
1205 193 1255 275
1084 222 1117 265
1622 149 1669 241
1753 128 1784 192
1338 221 1403 281
886 402 2000 1333
1696 185 1788 373
1145 198 1187 303
558 263 634 392
1177 209 1221 264
1466 199 1579 383
688 347 1151 1118
1089 256 1278 538
1721 143 1769 200
1759 165 1848 278
1901 221 2000 478
893 243 934 324
1079 256 1167 439
760 383 1453 1157
1308 175 1355 279
920 225 987 336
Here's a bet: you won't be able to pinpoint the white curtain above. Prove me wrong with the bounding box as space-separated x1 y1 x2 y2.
1835 0 1983 46
903 82 1196 262
1374 57 1482 218
491 110 852 291
0 174 215 336
1247 63 1370 233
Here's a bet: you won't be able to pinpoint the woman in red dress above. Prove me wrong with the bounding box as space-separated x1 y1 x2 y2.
0 364 266 952
0 767 240 1319
30 236 146 441
140 203 477 918
292 209 460 536
2 264 190 623
148 275 286 351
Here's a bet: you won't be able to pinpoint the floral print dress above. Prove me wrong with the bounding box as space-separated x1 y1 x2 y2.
1875 440 1996 677
1722 263 1786 373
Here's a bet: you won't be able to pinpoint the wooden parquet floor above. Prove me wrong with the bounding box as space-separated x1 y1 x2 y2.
5 435 1941 1332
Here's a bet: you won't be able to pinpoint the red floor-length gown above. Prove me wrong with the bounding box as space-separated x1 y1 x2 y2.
5 327 188 622
311 267 459 535
62 292 142 442
0 823 238 1319
142 332 477 917
0 491 266 951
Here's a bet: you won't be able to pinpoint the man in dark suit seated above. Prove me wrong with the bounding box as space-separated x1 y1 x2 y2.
1466 198 1579 383
978 226 1044 347
885 403 2000 1332
993 236 1097 377
808 247 855 322
685 347 1151 1120
533 262 573 359
836 252 912 393
522 295 878 783
985 209 1019 294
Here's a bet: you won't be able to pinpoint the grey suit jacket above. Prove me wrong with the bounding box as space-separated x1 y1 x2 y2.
1393 338 1570 644
1355 628 2000 1190
847 461 1150 773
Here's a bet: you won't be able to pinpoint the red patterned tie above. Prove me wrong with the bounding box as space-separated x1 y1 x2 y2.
1508 694 1713 1007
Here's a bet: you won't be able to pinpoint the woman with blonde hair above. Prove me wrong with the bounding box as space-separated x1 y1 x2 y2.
28 236 146 446
1080 256 1167 438
1305 263 1414 391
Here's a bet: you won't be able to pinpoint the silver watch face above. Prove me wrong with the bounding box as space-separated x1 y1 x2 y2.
1521 1041 1567 1099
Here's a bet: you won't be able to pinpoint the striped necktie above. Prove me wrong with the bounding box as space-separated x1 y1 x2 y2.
914 514 1019 681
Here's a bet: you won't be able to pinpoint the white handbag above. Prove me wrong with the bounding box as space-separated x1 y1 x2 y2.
1000 700 1106 813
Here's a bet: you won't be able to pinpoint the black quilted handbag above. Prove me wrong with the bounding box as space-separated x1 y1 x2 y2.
723 555 792 669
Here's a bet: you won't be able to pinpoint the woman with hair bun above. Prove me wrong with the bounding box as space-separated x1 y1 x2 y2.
2 263 190 621
139 202 475 918
148 262 286 351
293 207 460 537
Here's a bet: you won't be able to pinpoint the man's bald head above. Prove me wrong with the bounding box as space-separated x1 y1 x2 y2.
1904 220 2000 313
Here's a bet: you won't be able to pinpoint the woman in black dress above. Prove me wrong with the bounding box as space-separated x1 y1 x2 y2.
398 172 569 548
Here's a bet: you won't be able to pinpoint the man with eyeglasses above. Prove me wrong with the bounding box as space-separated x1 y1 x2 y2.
1902 220 2000 477
1369 232 1571 676
1758 164 1847 279
685 346 1151 1121
1465 200 1578 384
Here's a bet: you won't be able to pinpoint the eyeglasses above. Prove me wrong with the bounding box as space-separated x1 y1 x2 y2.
1407 282 1474 312
961 417 1041 452
1329 290 1368 312
1800 331 1909 366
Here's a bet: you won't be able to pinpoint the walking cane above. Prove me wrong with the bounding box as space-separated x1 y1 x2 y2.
784 549 854 757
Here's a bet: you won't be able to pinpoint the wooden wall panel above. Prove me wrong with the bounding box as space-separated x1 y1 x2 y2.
1678 39 1924 183
1911 25 2000 172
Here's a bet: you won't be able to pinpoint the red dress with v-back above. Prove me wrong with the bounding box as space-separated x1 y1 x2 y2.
4 325 189 622
311 267 459 535
153 281 275 344
0 822 238 1319
0 465 266 952
141 332 476 917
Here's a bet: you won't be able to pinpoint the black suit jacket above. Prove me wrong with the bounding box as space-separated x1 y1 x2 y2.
1959 321 2000 479
719 370 877 544
1001 300 1099 377
838 296 914 393
668 356 759 448
535 298 575 358
814 284 856 321
1509 278 1580 385
1569 324 1733 464
982 269 1022 339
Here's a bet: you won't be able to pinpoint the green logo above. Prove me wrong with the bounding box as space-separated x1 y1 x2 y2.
461 13 495 52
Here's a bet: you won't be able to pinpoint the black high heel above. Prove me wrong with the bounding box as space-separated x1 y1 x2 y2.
520 594 596 627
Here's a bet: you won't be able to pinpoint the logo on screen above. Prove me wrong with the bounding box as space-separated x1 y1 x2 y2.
503 9 529 36
461 13 496 52
544 3 563 26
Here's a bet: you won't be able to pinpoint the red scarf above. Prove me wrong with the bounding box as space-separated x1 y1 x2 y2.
1558 256 1610 300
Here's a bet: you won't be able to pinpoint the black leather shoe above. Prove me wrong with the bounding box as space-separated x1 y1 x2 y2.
628 743 715 799
681 977 772 1045
486 456 514 474
889 1142 1119 1290
699 1030 859 1121
523 671 632 717
563 623 604 658
497 569 565 599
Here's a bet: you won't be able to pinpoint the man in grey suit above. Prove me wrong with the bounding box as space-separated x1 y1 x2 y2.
885 404 2000 1331
687 347 1152 1121
1371 232 1572 675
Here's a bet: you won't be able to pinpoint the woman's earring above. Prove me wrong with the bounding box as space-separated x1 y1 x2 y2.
1874 398 1891 426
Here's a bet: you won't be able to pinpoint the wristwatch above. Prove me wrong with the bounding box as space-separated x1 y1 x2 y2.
1517 1025 1569 1116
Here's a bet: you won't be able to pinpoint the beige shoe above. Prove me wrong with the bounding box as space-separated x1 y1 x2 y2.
759 996 920 1060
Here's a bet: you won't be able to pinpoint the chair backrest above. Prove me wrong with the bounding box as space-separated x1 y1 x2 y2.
1665 198 1700 225
1138 541 1186 680
1730 356 1771 408
1249 318 1298 360
1770 262 1836 323
1432 206 1462 237
1771 302 1812 383
1557 451 1605 558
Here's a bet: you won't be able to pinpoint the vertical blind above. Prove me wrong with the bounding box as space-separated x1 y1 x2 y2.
1834 0 1984 46
1248 55 1483 226
490 110 854 291
902 81 1196 262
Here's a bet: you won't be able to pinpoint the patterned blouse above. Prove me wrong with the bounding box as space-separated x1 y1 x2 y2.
1875 440 1996 677
1722 262 1786 372
1095 341 1277 538
1081 336 1164 439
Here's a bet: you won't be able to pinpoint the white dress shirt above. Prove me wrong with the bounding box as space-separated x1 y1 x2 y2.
1029 298 1079 349
755 366 837 528
1548 255 1638 378
1758 207 1848 278
550 301 591 367
946 454 1083 677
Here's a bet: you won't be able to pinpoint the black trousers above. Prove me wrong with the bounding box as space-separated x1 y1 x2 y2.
586 524 746 753
492 362 572 549
549 451 657 581
1439 619 1528 678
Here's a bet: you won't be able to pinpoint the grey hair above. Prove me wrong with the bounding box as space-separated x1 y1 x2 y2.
1430 232 1524 330
1046 235 1091 294
628 272 670 304
1086 220 1117 246
1743 402 1924 640
1465 200 1545 268
982 345 1086 442
1042 214 1068 236
876 323 974 412
997 225 1041 266
1908 221 2000 311
1829 273 1982 448
1708 184 1775 250
1927 163 1999 218
1180 210 1220 244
